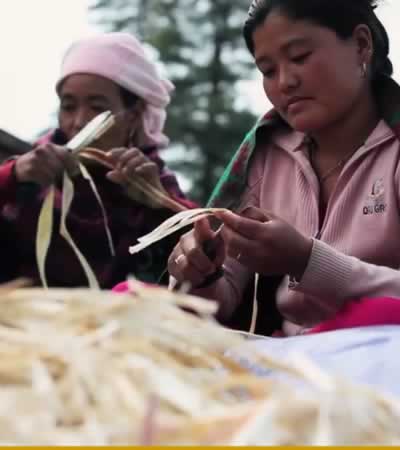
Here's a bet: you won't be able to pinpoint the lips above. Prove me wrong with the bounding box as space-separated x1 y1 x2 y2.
285 97 311 111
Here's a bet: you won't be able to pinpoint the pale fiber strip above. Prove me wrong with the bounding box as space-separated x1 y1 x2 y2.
128 176 186 213
59 172 100 290
35 113 116 289
136 208 225 243
129 212 213 254
129 208 226 254
36 186 55 288
35 170 102 290
79 163 115 257
78 147 186 213
0 284 399 444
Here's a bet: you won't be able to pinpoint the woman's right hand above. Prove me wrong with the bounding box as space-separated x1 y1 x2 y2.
15 143 78 187
168 219 226 288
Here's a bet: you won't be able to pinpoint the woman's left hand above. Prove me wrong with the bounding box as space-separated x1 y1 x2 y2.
106 147 162 189
216 207 313 280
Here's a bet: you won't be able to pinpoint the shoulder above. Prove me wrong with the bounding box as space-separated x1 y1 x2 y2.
248 125 301 176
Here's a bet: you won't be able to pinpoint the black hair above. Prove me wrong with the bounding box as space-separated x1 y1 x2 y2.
243 0 393 82
119 86 140 109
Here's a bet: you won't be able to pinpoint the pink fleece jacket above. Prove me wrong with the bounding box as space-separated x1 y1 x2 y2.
195 120 400 327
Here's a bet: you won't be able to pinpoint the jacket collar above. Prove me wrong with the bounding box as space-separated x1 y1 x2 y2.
208 76 400 209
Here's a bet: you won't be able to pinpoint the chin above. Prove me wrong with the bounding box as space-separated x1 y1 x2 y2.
286 114 330 134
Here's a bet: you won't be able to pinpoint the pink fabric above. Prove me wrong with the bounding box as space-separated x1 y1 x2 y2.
56 32 174 148
112 281 131 293
198 120 400 324
112 280 154 293
308 297 400 334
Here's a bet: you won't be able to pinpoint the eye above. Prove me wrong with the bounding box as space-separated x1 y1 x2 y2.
291 52 311 64
90 104 108 113
60 103 75 113
261 67 276 79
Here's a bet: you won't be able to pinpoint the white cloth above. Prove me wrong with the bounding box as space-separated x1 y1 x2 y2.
243 326 400 398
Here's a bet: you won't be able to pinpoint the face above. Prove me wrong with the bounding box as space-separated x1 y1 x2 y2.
58 74 139 151
253 11 371 133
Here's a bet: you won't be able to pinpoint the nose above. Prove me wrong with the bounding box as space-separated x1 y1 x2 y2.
71 107 93 135
278 65 299 93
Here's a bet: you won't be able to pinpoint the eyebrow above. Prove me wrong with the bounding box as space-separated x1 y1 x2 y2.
60 94 110 103
255 37 311 65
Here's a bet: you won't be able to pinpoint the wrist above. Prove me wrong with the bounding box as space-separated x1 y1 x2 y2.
290 237 313 281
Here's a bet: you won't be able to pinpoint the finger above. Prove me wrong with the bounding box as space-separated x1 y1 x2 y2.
180 231 216 274
45 143 68 159
34 167 57 187
168 251 205 286
221 226 260 263
194 220 226 266
133 162 158 179
34 145 56 165
34 147 65 179
194 219 215 242
181 239 216 274
41 145 69 168
241 206 270 222
209 234 226 268
116 148 142 169
216 210 266 239
45 154 65 177
168 246 184 277
106 171 126 185
121 158 151 179
33 145 47 158
107 147 128 164
54 148 80 176
180 266 206 288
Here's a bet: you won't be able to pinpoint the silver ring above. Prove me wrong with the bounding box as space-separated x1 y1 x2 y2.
236 252 241 261
174 254 185 265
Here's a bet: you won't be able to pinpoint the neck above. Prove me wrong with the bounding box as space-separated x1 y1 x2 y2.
310 89 379 158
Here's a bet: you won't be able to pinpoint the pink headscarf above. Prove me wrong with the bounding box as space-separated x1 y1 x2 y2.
56 32 174 148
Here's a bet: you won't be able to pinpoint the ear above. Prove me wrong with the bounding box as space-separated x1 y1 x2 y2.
123 99 146 146
125 98 146 123
352 24 374 65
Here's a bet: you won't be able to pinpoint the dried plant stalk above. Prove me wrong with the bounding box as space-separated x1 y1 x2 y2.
35 113 116 290
129 208 227 254
78 148 187 213
0 280 398 445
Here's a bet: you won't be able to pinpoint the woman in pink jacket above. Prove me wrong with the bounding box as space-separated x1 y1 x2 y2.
168 0 400 336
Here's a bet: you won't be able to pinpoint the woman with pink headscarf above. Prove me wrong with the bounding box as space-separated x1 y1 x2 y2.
0 32 193 288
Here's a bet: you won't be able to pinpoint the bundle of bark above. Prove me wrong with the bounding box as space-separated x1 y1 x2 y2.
0 279 398 445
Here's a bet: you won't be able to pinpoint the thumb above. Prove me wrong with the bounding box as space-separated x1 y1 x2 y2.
241 206 270 222
194 218 215 243
63 153 81 178
51 145 79 177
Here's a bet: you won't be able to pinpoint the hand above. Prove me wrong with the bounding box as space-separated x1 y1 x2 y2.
216 206 312 279
106 147 162 189
168 219 226 287
15 144 78 187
